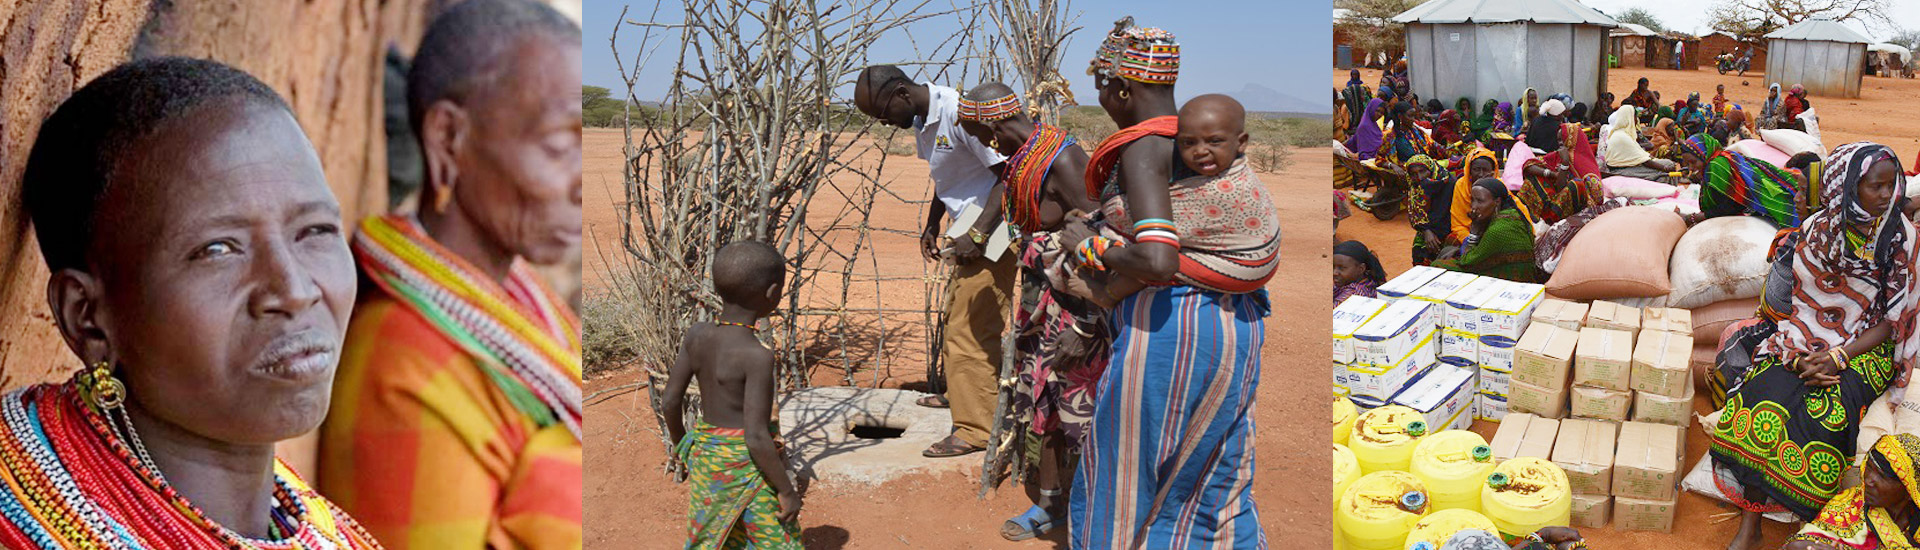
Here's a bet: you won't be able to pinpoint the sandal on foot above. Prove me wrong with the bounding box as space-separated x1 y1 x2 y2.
921 435 982 458
915 394 949 408
1000 505 1057 541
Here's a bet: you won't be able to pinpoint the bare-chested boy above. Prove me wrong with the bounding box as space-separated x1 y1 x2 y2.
663 241 801 549
954 82 1107 541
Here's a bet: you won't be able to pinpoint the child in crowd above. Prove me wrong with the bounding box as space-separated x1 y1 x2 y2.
663 241 802 549
1334 240 1387 305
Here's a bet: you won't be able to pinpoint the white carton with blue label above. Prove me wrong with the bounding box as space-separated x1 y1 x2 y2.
1409 271 1480 328
1440 328 1481 366
1378 265 1445 300
1476 281 1546 341
1392 364 1478 432
1479 365 1512 395
1445 276 1503 333
1333 296 1390 365
1480 333 1519 371
1477 391 1510 421
1334 361 1350 393
1352 300 1437 367
1348 334 1437 401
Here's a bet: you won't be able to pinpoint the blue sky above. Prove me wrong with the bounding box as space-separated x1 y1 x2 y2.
584 0 1331 113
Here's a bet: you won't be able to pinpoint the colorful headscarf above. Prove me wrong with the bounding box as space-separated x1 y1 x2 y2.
1493 101 1514 133
1764 83 1783 118
1870 434 1920 509
958 90 1022 122
1760 142 1919 368
1680 133 1722 162
1347 69 1364 87
1434 110 1463 145
1791 433 1920 548
1088 18 1179 85
1349 98 1386 161
1470 99 1498 137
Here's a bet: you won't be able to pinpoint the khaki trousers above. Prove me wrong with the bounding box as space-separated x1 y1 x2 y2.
941 253 1016 447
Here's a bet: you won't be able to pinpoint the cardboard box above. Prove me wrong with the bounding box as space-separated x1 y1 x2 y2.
1348 334 1437 401
1479 334 1519 372
1476 281 1547 340
1490 413 1560 461
1614 495 1678 532
1632 384 1694 428
1444 277 1504 334
1510 379 1569 419
1572 494 1613 528
1614 421 1684 501
1379 265 1445 300
1477 391 1510 421
1353 300 1438 367
1332 296 1390 365
1439 328 1481 366
1586 301 1643 335
1478 366 1512 395
1333 361 1350 393
1514 324 1579 388
1570 385 1633 422
1391 364 1478 432
1536 299 1589 332
1553 419 1620 495
1632 330 1695 398
1575 327 1635 391
1641 307 1693 336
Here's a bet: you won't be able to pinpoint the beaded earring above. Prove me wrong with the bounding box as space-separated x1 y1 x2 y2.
82 361 125 411
990 137 999 149
83 361 160 473
434 184 453 213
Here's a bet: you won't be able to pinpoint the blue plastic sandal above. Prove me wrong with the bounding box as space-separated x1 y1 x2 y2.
1001 505 1057 541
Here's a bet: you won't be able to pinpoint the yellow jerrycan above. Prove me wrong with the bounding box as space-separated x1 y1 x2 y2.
1351 405 1428 473
1337 470 1431 550
1410 430 1495 513
1480 457 1572 540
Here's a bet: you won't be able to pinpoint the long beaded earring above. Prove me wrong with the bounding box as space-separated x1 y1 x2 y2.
83 361 160 474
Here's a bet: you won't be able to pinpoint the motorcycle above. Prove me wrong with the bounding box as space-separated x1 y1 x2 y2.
1716 53 1751 75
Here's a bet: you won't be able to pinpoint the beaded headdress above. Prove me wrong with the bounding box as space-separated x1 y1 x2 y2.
1087 17 1179 85
958 92 1022 122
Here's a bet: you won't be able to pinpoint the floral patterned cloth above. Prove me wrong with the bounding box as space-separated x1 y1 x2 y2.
676 422 800 549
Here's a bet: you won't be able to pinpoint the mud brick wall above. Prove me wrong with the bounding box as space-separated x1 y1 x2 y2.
0 0 449 390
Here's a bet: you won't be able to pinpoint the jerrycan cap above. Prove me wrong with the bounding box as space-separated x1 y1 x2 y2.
1487 472 1510 489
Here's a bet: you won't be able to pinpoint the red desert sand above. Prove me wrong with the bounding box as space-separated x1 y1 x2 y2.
585 127 1333 548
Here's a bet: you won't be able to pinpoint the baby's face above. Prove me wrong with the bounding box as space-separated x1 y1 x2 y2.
1177 109 1245 177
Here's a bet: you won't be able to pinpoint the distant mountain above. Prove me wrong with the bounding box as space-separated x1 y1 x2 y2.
1217 83 1330 115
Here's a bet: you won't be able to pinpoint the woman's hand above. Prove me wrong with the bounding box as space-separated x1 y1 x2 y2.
1790 350 1843 387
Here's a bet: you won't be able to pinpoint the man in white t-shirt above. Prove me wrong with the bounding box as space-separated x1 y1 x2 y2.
854 64 1010 458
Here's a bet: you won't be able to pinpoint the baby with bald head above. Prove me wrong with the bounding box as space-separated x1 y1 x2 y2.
1176 94 1249 177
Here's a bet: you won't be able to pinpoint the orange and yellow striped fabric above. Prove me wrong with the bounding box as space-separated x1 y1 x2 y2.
319 292 582 549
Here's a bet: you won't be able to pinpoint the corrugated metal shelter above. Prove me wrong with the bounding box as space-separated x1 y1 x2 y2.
1610 23 1656 67
1765 18 1870 97
1394 0 1619 106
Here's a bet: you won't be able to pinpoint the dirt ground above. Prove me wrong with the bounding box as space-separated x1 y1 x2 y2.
1327 65 1920 548
584 127 1334 548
